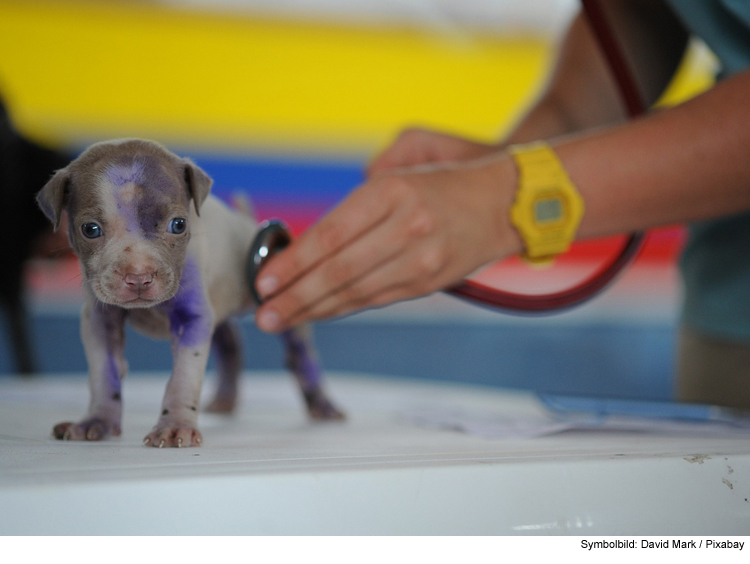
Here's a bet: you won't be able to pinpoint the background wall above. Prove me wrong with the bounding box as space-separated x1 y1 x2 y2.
0 0 716 400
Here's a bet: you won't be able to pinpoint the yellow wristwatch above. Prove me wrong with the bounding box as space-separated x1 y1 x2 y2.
509 141 585 265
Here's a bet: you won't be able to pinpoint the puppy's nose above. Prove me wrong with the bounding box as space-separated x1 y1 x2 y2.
124 272 154 291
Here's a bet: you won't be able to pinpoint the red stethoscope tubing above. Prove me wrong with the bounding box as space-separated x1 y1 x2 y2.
445 0 648 313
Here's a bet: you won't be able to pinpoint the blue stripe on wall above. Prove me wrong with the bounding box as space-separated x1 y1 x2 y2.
192 153 366 204
0 312 677 401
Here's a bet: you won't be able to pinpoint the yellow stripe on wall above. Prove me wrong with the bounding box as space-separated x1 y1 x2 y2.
0 0 551 155
0 0 712 156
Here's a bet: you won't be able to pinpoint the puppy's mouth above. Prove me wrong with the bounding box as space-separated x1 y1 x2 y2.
97 290 172 309
112 285 176 308
120 296 160 307
89 272 177 308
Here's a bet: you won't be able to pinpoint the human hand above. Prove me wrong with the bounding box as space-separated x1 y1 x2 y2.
367 127 500 177
254 154 521 333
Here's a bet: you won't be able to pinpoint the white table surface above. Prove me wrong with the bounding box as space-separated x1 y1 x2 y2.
1 372 748 535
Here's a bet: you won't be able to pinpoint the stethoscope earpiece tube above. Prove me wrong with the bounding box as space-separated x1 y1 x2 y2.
446 232 646 314
246 219 292 305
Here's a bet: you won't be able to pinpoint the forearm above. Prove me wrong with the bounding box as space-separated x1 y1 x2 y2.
501 13 628 148
252 70 749 333
502 1 688 148
552 68 750 239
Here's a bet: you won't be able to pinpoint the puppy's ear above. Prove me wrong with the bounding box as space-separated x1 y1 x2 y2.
183 158 212 216
36 168 70 231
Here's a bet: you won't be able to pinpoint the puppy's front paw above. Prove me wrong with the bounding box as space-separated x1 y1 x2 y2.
52 417 121 441
143 423 203 448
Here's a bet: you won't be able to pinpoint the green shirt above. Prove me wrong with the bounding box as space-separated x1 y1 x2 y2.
665 0 750 340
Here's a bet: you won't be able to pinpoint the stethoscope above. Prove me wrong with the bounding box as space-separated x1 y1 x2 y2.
247 0 647 312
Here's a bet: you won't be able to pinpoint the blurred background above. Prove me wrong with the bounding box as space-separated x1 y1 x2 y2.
0 0 716 399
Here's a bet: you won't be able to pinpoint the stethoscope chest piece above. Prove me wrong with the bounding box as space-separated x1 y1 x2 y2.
246 219 292 305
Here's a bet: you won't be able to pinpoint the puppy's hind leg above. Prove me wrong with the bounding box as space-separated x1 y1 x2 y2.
205 320 243 414
282 324 344 420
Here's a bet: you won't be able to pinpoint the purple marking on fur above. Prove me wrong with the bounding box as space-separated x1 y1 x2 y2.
106 160 146 188
136 191 169 240
105 352 121 392
106 157 179 238
282 329 322 390
106 161 144 233
115 192 140 233
167 257 211 348
93 300 124 393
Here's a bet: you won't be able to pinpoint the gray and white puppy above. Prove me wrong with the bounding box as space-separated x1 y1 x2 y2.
36 139 343 448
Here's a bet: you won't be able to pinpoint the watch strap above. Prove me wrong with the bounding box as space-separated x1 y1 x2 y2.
509 141 584 264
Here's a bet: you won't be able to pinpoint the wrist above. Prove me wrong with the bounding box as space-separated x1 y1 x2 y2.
470 153 524 261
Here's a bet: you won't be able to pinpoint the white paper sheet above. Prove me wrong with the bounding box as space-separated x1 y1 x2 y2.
401 406 750 439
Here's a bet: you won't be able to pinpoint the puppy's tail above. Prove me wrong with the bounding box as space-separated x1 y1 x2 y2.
229 191 256 221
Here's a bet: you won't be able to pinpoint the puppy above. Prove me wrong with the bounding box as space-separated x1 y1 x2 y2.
36 139 343 447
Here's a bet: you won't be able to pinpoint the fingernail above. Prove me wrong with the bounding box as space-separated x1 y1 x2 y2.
257 309 279 332
257 276 278 297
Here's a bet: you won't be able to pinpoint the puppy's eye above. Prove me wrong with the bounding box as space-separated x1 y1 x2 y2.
81 223 103 239
168 218 187 234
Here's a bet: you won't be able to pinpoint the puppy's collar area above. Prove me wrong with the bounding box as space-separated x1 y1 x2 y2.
246 219 292 305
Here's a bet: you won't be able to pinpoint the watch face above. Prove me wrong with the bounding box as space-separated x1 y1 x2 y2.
534 195 564 225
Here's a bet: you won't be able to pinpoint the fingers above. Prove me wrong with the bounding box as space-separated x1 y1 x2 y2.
254 153 518 333
366 128 429 177
255 191 431 332
367 127 498 177
278 239 452 328
254 179 398 302
367 128 459 177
